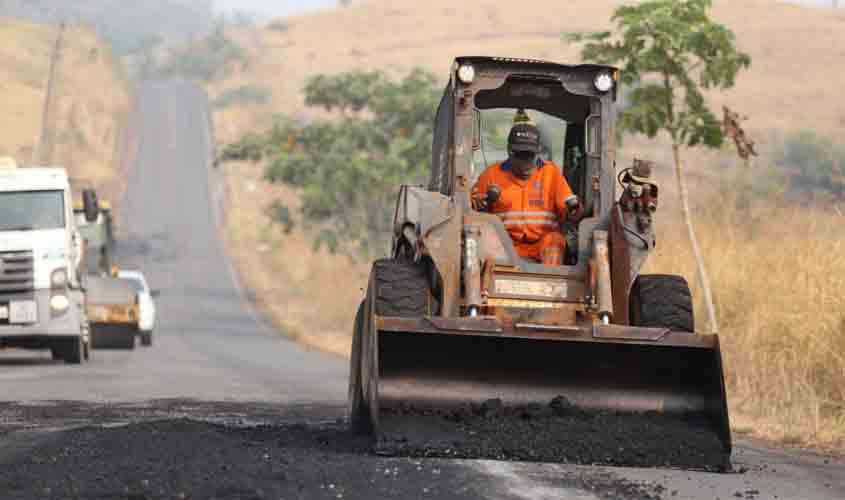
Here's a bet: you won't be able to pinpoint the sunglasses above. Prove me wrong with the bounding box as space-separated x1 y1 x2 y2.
513 151 537 161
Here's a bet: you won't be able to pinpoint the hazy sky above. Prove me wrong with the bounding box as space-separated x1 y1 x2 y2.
214 0 337 18
213 0 839 18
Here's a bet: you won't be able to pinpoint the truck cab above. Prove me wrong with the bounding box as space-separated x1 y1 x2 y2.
0 161 93 363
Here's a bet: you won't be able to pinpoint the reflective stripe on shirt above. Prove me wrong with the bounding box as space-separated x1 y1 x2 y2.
503 220 559 227
496 211 558 219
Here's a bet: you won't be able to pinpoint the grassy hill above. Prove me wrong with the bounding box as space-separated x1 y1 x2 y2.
0 0 215 54
208 0 845 450
210 0 845 144
0 17 131 198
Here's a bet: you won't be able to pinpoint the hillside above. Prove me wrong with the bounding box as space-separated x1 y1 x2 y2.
0 0 215 54
208 0 845 449
0 17 131 198
210 0 845 144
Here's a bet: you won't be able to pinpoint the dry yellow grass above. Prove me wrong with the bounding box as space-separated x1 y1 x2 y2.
211 0 845 449
0 18 54 160
222 161 367 357
0 18 130 197
648 184 845 449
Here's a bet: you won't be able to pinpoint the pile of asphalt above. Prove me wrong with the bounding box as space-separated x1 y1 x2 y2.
378 396 730 472
0 417 667 500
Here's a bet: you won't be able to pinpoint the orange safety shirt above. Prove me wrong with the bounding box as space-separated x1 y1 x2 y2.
473 159 576 246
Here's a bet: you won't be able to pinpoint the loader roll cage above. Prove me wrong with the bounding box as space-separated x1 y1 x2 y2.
430 56 619 219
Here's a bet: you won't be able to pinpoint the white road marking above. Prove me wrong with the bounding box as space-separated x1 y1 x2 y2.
470 460 599 500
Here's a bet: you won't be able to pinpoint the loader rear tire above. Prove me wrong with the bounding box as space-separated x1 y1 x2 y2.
348 301 371 434
372 259 437 317
630 274 695 333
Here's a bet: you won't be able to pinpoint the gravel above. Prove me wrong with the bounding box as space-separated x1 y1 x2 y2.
0 415 667 500
377 396 731 472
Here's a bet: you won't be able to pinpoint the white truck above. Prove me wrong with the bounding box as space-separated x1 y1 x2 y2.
0 160 94 363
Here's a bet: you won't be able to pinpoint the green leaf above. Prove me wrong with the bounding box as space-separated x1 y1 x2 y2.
567 0 750 150
226 69 441 255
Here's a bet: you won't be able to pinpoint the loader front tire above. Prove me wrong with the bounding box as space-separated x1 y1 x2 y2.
348 301 371 434
349 259 435 434
630 274 695 333
372 259 437 317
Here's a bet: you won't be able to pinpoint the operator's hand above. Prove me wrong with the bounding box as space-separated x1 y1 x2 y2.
565 196 584 224
568 204 585 223
471 185 488 211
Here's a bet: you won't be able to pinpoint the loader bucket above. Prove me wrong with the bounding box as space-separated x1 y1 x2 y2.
365 317 731 471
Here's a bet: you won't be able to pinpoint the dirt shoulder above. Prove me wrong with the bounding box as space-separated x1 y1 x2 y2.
215 160 366 358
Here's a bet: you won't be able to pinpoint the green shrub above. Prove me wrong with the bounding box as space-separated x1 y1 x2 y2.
214 85 272 108
780 130 845 197
224 69 441 255
161 27 248 82
218 132 269 163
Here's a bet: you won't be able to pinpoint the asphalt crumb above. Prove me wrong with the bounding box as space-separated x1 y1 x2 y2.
377 397 731 472
0 418 665 500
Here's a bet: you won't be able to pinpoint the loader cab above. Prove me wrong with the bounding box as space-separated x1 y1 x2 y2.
428 57 619 270
430 57 619 221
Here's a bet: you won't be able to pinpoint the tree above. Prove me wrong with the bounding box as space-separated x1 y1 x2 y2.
223 69 441 255
567 0 750 334
780 131 845 198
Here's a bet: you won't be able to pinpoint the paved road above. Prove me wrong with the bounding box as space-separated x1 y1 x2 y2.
1 81 842 500
0 80 346 404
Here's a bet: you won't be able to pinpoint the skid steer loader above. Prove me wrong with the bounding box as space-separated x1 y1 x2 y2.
349 57 731 469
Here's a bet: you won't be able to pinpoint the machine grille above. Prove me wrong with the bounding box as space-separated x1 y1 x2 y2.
0 250 35 293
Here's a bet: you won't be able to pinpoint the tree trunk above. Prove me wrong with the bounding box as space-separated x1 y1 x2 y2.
671 143 719 334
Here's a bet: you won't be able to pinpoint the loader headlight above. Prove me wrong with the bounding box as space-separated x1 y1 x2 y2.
50 294 70 312
51 268 68 289
594 72 614 93
457 64 476 84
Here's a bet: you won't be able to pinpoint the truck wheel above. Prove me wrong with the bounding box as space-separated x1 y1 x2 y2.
372 259 438 317
120 326 137 350
52 336 84 364
630 274 695 333
50 348 63 361
140 330 153 347
348 302 371 434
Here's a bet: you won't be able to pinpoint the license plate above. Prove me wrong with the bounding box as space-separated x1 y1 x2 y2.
10 300 37 324
0 305 8 320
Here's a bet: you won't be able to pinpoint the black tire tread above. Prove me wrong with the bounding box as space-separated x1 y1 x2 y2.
348 302 371 434
372 259 436 317
630 274 695 332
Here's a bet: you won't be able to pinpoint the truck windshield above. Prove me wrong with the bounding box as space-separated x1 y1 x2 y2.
0 190 65 231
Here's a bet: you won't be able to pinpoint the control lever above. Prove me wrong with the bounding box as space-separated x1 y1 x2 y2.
486 184 501 209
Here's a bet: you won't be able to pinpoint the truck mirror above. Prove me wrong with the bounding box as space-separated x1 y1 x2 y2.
82 189 99 223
